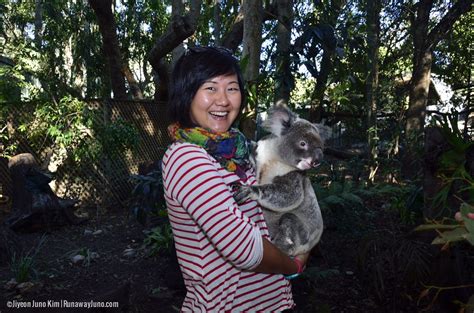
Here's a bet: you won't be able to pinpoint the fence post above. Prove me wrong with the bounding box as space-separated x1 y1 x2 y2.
101 99 113 208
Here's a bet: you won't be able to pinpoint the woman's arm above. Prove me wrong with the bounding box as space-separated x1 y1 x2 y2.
253 238 309 275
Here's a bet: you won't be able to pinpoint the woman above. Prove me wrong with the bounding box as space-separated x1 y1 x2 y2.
162 46 309 312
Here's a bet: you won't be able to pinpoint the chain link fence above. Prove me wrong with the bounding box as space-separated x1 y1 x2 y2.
0 99 170 210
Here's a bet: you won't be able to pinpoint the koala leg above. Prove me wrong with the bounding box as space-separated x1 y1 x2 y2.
273 213 309 256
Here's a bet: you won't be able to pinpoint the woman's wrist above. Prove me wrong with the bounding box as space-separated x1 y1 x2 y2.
284 257 305 280
293 257 304 274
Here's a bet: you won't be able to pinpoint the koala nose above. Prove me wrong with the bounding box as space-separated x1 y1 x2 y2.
312 149 324 167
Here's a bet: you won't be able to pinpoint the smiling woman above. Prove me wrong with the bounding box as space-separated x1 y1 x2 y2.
161 46 308 312
189 74 241 133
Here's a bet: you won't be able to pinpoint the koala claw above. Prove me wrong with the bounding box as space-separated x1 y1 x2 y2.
234 185 253 204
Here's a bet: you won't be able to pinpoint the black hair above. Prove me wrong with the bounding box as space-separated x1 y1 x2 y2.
168 46 245 127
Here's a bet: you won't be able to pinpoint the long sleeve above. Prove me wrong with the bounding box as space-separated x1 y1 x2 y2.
162 143 263 270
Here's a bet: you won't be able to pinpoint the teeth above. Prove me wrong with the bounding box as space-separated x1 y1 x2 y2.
210 111 228 117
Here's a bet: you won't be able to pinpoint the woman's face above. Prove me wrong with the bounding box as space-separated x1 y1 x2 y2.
190 74 241 133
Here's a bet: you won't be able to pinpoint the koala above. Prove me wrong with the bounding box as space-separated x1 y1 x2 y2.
235 103 328 256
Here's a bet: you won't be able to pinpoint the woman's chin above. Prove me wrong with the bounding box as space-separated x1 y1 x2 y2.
206 121 232 133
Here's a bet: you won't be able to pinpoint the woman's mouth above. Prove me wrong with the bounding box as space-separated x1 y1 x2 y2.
209 111 228 120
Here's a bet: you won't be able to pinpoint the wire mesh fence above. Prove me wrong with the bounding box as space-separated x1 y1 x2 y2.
0 99 170 210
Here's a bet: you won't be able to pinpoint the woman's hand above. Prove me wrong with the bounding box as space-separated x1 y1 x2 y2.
294 252 310 270
455 211 474 221
254 238 312 275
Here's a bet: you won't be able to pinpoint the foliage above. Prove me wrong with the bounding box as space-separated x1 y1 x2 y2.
129 168 166 226
415 202 474 246
357 232 434 304
378 183 423 226
143 224 174 256
8 235 46 283
9 254 36 283
1 96 139 163
428 113 474 217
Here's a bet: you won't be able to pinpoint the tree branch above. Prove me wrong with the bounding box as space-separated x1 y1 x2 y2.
147 0 202 73
426 0 473 50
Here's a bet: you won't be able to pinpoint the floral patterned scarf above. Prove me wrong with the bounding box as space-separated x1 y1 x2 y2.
168 123 251 180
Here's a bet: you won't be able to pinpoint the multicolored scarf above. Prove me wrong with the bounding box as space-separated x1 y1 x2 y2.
169 123 251 180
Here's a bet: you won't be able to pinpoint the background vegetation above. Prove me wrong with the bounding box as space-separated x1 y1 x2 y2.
0 0 473 312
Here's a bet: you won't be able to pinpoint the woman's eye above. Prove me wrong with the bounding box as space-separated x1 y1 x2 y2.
228 87 239 92
205 86 216 91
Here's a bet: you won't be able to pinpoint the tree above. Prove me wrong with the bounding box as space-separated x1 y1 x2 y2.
403 0 473 179
274 0 293 104
293 1 347 122
242 0 263 85
89 0 128 99
366 0 381 183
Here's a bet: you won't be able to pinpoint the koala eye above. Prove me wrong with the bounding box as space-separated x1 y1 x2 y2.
299 141 307 147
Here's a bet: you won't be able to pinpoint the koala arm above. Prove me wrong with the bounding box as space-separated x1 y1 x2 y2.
235 171 305 212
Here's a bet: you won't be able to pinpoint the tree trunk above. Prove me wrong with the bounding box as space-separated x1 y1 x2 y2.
403 0 472 179
274 0 293 105
171 0 186 69
89 0 127 99
309 51 332 122
34 0 43 48
308 1 346 122
366 0 381 184
122 65 144 99
213 1 222 46
242 0 263 84
241 0 263 139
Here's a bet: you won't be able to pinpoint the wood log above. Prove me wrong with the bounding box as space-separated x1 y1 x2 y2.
5 153 87 232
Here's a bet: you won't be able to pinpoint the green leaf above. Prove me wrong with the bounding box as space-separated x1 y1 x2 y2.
414 224 460 231
464 233 474 246
460 203 474 233
432 227 468 245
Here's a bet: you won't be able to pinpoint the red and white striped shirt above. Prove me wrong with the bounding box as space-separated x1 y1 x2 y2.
162 142 294 312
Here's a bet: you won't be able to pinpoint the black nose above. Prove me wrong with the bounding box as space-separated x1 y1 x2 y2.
312 149 324 167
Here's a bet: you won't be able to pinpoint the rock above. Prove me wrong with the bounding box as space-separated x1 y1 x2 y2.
122 248 136 258
71 254 85 264
92 230 103 235
84 229 93 236
90 252 100 259
345 271 354 276
5 278 18 290
16 281 35 293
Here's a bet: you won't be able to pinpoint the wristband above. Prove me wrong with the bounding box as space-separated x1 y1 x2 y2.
284 257 304 280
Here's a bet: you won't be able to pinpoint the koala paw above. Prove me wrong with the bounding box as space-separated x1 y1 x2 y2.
234 185 255 204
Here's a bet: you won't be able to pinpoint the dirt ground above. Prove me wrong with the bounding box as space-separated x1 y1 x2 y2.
0 201 472 313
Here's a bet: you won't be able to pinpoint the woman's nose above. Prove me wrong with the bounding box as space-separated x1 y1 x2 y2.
215 90 230 106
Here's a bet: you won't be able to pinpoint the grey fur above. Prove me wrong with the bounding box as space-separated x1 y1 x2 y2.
234 103 327 256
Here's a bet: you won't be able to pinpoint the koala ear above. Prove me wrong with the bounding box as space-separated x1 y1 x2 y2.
313 123 332 141
263 100 299 136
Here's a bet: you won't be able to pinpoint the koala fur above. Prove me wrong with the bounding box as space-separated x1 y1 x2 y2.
235 103 328 256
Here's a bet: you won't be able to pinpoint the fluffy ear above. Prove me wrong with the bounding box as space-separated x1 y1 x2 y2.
314 123 332 141
263 101 299 136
